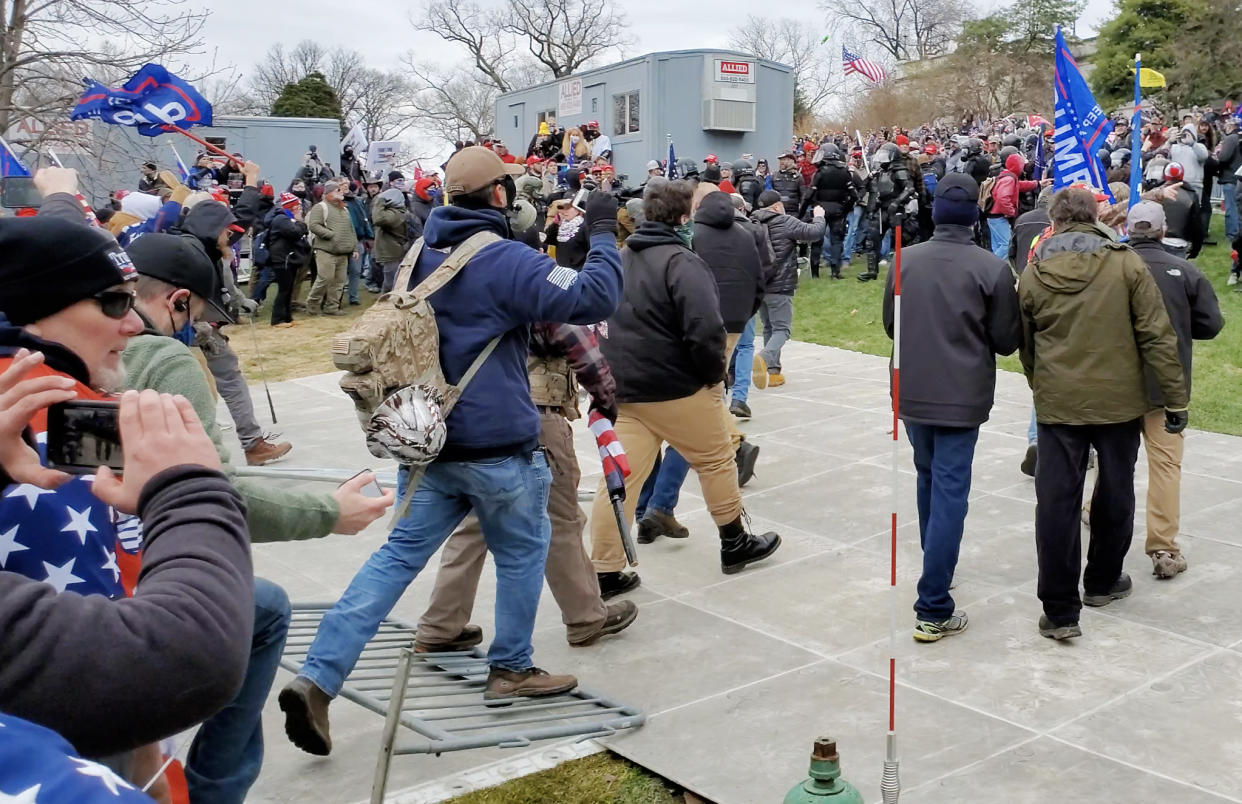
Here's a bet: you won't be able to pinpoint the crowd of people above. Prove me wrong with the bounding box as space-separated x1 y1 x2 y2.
0 91 1234 801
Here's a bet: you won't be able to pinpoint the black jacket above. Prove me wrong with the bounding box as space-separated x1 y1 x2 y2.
1218 132 1242 183
1009 207 1050 274
753 208 826 295
267 210 311 268
1160 184 1203 258
601 222 726 402
692 192 765 332
1130 239 1224 407
805 162 858 218
882 224 1021 427
965 154 992 186
771 169 805 210
409 196 434 238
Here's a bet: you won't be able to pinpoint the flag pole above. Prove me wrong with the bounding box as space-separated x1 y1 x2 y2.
1128 53 1143 209
163 125 242 167
45 147 65 168
882 211 903 804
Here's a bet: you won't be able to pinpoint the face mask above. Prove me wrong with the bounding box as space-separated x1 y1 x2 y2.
169 302 196 346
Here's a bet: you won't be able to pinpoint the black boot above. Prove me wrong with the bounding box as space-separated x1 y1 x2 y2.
597 571 641 599
809 263 821 279
830 264 842 279
718 515 781 575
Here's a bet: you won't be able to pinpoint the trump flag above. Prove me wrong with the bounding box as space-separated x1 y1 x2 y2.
1052 27 1113 199
71 63 212 137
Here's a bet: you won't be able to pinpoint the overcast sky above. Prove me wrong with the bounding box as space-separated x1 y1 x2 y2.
193 0 1117 91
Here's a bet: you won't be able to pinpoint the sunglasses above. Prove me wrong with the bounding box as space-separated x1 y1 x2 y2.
94 289 137 319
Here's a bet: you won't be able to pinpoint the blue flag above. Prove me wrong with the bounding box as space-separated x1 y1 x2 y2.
170 143 190 182
1129 54 1143 208
667 141 678 179
1032 129 1046 182
1052 28 1113 199
0 137 29 177
71 63 212 137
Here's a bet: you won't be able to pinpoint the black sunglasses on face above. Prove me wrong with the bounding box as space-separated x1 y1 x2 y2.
94 289 136 319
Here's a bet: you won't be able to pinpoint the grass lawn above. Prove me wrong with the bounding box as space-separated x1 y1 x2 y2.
791 216 1242 436
444 752 685 804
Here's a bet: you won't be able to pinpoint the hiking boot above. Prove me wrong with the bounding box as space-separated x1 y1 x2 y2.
245 437 292 466
736 441 760 487
752 355 768 389
830 265 842 279
1039 615 1082 640
278 676 333 755
323 309 346 317
1083 573 1133 607
719 515 782 574
768 372 786 388
637 509 690 543
857 270 879 282
569 600 638 646
597 571 641 599
913 611 969 643
730 399 752 419
1020 443 1037 477
414 624 484 653
483 667 578 701
1151 550 1188 579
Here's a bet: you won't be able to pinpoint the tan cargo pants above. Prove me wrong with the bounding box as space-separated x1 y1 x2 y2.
1143 408 1184 555
417 411 607 644
306 251 349 313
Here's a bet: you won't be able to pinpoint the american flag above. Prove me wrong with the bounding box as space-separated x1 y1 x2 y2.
0 713 155 803
842 46 886 83
588 410 630 498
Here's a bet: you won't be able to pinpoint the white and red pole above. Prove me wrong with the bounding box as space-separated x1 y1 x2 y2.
882 217 902 804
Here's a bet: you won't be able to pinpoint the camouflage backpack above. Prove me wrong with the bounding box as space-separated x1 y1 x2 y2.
331 230 502 465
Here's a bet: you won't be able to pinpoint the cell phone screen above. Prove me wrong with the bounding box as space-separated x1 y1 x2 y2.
46 400 124 475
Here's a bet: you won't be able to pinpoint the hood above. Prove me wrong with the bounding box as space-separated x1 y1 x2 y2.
1004 153 1025 174
121 192 161 221
1030 224 1113 294
1179 125 1197 143
181 200 237 263
752 208 780 225
625 221 687 252
421 204 509 249
0 315 91 385
378 188 406 209
693 191 736 229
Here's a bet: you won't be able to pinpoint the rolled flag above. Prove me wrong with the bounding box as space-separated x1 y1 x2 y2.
588 409 639 567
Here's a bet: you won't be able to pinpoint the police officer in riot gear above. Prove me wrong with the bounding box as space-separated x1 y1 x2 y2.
801 143 859 279
860 144 913 282
732 159 764 211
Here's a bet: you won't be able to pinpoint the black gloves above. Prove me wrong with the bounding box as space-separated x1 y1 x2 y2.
590 400 619 425
1165 408 1188 434
584 190 619 237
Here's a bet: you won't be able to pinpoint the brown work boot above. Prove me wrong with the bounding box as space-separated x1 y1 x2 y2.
1151 550 1188 579
568 600 638 646
245 437 292 466
637 509 690 543
483 666 578 701
414 624 484 653
278 676 333 755
768 372 786 387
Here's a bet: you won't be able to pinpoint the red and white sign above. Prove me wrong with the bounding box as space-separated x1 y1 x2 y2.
714 59 755 84
557 79 583 119
5 117 92 147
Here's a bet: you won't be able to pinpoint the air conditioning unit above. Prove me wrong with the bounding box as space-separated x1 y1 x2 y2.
702 99 755 132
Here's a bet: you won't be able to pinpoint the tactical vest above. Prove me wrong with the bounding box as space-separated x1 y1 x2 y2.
527 354 580 419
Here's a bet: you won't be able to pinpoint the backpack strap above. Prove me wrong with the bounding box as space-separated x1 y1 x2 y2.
410 230 504 302
388 237 426 297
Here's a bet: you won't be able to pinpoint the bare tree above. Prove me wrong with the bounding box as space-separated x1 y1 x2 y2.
728 17 845 120
502 0 631 78
819 0 970 62
413 0 516 92
0 0 209 133
401 57 499 143
246 40 383 125
352 68 416 142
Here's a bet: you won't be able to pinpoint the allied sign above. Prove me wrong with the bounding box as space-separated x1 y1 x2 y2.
557 79 583 118
714 59 755 84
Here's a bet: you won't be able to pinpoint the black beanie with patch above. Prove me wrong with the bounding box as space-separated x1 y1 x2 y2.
0 216 136 326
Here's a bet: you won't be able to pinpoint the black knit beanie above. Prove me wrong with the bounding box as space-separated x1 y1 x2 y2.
932 173 980 227
0 216 136 325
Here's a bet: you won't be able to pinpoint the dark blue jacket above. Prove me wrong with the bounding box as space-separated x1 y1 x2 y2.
409 205 622 456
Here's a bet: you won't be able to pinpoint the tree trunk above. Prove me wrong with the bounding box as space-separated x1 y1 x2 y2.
0 0 28 135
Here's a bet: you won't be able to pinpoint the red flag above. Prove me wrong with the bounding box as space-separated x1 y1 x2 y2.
588 410 629 496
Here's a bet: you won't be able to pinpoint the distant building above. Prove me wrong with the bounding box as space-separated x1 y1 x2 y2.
494 49 794 181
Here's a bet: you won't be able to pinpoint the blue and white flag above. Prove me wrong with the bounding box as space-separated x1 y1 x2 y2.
1129 54 1144 208
71 63 212 137
666 141 678 179
1032 131 1046 182
1052 27 1113 199
170 142 190 182
0 136 29 177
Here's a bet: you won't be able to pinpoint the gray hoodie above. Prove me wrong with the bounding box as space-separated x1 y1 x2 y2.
1169 125 1209 192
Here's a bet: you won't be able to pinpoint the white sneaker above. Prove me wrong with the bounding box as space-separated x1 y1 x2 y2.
1229 273 1239 286
879 259 890 268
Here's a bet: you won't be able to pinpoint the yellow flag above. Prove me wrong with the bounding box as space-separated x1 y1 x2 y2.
1130 67 1167 88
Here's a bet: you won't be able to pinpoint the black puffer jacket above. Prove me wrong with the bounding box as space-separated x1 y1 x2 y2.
601 222 726 403
771 169 805 210
806 162 858 217
752 208 826 295
692 191 765 332
266 209 311 268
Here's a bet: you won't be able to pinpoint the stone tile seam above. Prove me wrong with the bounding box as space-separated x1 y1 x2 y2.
1042 733 1242 803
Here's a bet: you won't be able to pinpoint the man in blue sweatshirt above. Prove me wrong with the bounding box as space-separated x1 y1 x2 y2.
280 146 624 756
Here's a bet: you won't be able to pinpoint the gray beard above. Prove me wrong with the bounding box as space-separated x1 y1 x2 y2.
94 363 128 395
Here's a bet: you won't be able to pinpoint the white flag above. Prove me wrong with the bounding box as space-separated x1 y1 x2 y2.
341 123 368 156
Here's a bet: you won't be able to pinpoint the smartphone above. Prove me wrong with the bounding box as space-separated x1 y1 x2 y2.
571 187 590 212
46 400 123 475
341 469 385 498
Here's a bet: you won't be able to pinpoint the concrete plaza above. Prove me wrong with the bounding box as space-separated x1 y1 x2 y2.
241 341 1242 803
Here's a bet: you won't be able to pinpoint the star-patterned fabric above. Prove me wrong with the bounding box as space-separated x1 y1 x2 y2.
0 714 153 802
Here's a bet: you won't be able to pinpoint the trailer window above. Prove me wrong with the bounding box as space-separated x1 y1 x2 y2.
613 91 639 136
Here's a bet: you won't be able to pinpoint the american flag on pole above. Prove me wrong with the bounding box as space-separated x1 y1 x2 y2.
842 46 886 83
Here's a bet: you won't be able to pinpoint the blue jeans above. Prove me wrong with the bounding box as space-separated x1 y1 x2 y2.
732 318 756 404
903 423 979 622
842 206 863 260
300 452 552 694
1224 181 1239 239
185 578 291 804
1027 408 1038 445
346 250 362 303
250 266 275 304
987 217 1011 259
644 447 689 516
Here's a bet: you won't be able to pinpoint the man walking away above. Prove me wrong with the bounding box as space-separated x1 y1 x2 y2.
1018 186 1188 641
1010 186 1053 477
1126 202 1223 579
882 174 1021 642
305 179 358 316
752 190 826 387
1216 117 1242 240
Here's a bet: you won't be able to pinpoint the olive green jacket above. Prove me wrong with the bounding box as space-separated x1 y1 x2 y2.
1017 222 1188 424
124 333 339 542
